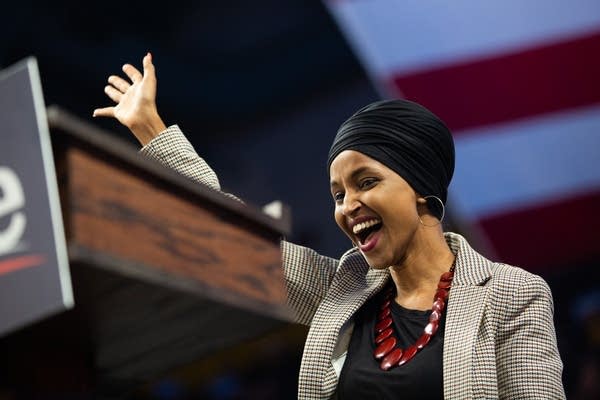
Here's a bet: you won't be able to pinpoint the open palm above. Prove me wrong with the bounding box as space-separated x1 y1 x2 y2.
93 53 165 145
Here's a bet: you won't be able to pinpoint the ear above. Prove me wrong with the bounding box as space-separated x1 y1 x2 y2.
416 196 430 217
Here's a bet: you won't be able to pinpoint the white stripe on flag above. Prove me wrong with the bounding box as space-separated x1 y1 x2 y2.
449 103 600 219
326 0 600 76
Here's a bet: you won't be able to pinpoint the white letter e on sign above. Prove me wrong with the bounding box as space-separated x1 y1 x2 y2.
0 167 27 256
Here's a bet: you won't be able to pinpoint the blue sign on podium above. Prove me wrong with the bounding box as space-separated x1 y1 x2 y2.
0 57 73 336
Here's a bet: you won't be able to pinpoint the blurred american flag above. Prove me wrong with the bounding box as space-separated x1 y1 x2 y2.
324 0 600 271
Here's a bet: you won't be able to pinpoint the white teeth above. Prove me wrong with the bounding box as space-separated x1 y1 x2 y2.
352 219 382 235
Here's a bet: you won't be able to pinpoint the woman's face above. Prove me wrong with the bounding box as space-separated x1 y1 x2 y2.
329 150 423 269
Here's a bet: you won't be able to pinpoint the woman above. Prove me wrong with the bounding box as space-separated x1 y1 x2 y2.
94 53 565 399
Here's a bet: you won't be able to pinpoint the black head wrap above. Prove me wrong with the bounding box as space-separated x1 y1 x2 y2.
327 99 455 219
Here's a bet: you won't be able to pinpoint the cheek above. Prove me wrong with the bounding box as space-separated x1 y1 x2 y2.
377 193 420 229
334 208 351 237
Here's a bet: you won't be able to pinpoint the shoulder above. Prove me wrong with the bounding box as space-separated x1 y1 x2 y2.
445 232 553 309
446 232 550 292
489 262 552 298
281 240 339 269
486 263 555 325
336 246 373 274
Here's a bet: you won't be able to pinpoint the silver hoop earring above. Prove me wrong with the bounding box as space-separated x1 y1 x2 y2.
419 195 445 227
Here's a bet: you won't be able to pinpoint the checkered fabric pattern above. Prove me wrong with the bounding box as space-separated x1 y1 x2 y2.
141 125 222 190
142 126 565 399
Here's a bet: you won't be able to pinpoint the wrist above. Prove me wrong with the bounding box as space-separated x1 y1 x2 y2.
132 114 167 146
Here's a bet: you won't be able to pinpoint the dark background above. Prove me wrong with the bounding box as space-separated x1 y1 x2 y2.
1 1 597 399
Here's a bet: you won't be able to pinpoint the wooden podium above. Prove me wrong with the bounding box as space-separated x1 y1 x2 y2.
0 107 293 397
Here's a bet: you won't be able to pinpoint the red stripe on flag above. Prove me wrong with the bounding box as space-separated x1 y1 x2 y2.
388 30 600 133
0 254 46 276
477 191 600 271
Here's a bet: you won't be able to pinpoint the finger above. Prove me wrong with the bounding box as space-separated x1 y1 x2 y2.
122 63 143 83
92 107 115 118
108 75 131 93
142 52 155 80
104 85 122 103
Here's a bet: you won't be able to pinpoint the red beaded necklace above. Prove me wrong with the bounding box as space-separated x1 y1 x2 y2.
373 260 456 370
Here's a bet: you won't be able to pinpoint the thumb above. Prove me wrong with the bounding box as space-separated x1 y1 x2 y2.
143 52 155 80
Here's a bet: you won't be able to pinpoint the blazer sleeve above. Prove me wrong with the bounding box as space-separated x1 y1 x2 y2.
140 125 339 325
495 273 566 399
140 125 222 192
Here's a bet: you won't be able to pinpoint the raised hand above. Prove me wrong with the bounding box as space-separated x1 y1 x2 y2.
93 52 166 145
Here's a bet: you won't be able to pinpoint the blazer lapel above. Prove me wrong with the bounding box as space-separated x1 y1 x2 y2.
298 250 388 399
443 233 493 399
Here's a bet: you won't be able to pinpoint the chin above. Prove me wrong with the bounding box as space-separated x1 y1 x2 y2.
362 255 389 270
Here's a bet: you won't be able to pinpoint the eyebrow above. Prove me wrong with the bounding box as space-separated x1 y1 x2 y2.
330 166 374 188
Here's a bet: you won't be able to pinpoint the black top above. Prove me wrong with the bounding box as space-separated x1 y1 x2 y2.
337 288 445 399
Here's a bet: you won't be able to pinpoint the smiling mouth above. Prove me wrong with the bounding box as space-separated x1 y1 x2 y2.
353 219 383 245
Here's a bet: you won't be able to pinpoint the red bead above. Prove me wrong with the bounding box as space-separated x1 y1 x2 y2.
375 316 393 333
429 310 441 322
424 320 439 336
438 280 451 289
375 327 393 344
415 333 431 349
378 307 391 319
398 345 418 366
380 299 391 310
440 271 454 281
435 289 449 301
432 298 446 312
380 348 403 370
374 336 397 359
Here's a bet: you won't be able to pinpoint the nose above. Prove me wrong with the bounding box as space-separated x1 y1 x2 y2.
341 191 361 217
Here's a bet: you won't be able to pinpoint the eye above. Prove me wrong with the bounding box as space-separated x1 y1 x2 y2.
359 178 378 190
333 191 345 202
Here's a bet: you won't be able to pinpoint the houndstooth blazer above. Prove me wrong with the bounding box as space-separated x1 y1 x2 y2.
141 126 565 399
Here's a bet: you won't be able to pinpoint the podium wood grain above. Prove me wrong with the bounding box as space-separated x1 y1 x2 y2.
64 145 285 313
